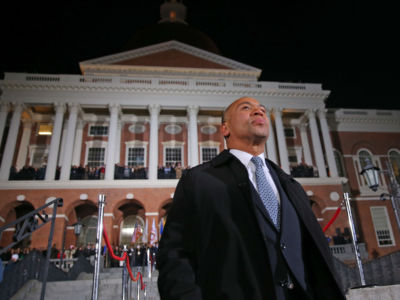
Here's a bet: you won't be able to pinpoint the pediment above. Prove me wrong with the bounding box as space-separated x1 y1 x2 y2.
79 40 261 81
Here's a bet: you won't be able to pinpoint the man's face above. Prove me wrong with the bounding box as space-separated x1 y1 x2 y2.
222 97 269 144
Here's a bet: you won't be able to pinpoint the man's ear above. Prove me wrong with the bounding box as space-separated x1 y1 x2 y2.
221 122 230 138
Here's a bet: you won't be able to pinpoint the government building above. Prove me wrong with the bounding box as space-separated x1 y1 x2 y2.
1 0 399 264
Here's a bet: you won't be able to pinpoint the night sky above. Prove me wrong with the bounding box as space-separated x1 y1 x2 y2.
1 1 397 110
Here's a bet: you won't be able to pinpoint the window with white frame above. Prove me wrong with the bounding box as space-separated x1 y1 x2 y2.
358 150 372 170
389 149 400 184
284 127 296 138
87 147 105 167
29 145 48 168
201 147 218 163
334 149 346 177
89 125 108 136
370 206 395 247
165 147 182 165
127 147 145 167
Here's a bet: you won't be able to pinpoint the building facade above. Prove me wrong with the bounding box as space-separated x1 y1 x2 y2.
1 39 399 262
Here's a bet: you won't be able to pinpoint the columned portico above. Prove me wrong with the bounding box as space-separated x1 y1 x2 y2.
307 109 327 177
318 109 338 177
58 122 68 167
187 105 199 168
0 102 9 144
105 103 120 180
60 103 79 180
274 108 290 174
299 123 313 166
115 121 122 164
0 102 24 180
72 120 84 167
148 104 160 180
265 108 277 164
46 103 65 180
16 120 33 171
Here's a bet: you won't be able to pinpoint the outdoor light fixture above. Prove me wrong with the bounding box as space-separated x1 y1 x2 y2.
360 159 400 234
360 158 380 191
74 220 83 236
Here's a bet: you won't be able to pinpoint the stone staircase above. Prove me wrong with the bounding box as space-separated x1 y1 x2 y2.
11 267 160 300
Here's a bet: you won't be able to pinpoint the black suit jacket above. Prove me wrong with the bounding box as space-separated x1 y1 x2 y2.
157 150 345 300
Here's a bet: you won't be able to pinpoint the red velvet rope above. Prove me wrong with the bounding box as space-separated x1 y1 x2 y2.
323 205 342 233
102 225 145 290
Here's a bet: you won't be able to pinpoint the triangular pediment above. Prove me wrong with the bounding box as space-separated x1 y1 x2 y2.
79 40 261 81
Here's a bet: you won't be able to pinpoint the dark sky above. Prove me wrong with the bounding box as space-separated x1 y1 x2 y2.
1 1 397 110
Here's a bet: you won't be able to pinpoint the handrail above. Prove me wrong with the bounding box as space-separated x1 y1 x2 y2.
0 197 63 300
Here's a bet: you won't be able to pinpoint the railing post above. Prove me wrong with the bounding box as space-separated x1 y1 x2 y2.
344 192 366 286
122 245 128 300
40 200 60 300
91 194 106 300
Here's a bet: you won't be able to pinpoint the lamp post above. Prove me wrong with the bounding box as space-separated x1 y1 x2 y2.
74 219 83 247
360 158 400 234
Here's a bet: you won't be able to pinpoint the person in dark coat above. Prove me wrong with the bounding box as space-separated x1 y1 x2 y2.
157 97 345 300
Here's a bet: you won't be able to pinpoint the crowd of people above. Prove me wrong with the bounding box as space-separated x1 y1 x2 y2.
0 243 158 268
157 162 190 179
9 163 191 180
290 162 316 177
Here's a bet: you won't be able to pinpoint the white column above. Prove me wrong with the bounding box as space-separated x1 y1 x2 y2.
58 122 68 167
46 103 65 180
60 103 79 180
307 109 327 177
0 102 9 144
0 102 23 180
148 104 160 180
105 103 119 180
114 121 122 164
318 109 338 177
299 123 313 166
187 105 199 167
265 108 277 164
274 108 290 174
72 120 84 166
16 120 32 170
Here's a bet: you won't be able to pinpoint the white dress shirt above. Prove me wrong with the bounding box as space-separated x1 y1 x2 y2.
230 149 281 204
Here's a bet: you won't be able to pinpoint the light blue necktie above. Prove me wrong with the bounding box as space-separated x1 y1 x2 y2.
251 156 280 230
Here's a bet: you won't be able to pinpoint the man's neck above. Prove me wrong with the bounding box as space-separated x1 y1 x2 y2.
227 142 265 156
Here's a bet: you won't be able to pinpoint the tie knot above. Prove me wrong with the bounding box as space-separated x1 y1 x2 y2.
251 156 264 169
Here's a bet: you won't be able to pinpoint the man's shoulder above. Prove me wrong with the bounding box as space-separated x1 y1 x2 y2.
187 150 233 174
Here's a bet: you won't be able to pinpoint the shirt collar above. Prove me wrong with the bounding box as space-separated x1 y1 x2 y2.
229 149 266 169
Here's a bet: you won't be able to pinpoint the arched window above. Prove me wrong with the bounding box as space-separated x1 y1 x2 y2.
358 150 373 170
334 149 346 177
389 149 400 184
77 216 98 247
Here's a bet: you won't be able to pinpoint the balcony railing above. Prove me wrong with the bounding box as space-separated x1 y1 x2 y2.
330 243 369 262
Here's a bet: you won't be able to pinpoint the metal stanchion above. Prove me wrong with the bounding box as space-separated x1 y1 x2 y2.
91 194 106 300
147 247 151 278
344 192 366 286
122 245 128 300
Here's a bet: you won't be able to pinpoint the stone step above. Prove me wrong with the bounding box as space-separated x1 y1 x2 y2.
11 271 160 300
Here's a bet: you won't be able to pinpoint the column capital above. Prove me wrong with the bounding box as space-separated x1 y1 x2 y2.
108 103 120 115
67 103 80 114
274 107 284 115
187 105 199 116
53 102 66 114
305 109 317 118
11 101 25 110
317 108 328 119
148 104 161 116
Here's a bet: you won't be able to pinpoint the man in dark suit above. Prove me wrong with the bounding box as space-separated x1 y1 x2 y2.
157 97 345 300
